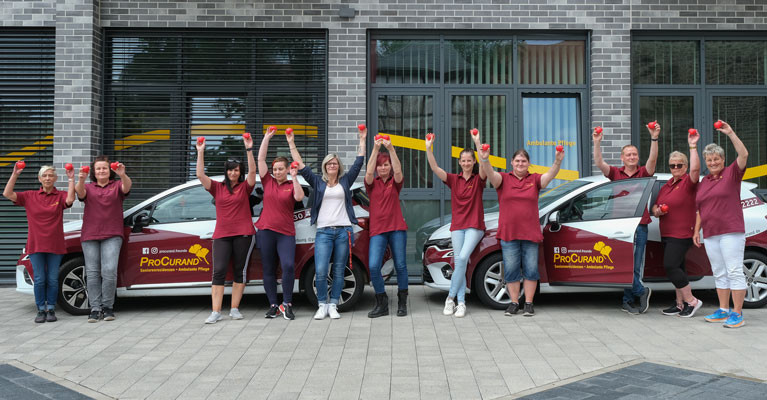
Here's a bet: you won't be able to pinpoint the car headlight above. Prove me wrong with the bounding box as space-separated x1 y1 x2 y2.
424 238 452 250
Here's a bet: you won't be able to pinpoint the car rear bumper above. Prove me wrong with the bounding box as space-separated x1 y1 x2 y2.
16 265 33 295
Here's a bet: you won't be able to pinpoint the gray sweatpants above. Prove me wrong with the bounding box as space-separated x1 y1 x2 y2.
82 236 123 311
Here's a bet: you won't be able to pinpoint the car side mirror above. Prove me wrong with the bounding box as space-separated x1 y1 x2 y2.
548 210 561 233
132 211 150 233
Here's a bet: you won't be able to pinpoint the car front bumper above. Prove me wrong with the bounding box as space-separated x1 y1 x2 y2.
16 265 33 295
422 262 471 293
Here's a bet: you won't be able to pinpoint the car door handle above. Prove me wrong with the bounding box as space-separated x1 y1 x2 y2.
199 233 213 240
612 232 631 239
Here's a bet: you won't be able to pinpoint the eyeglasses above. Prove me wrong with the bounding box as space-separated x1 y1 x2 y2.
325 162 339 166
669 163 685 169
227 158 241 164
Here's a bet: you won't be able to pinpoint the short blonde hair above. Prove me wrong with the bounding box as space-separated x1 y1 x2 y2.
321 153 345 182
38 165 56 178
703 143 725 160
668 151 688 165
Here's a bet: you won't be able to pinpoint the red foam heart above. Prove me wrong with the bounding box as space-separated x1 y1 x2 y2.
382 135 390 141
358 124 366 131
426 133 434 141
268 125 276 132
714 120 723 129
688 128 697 136
647 121 656 130
242 132 251 140
15 161 25 170
285 128 293 136
470 128 479 136
481 144 490 152
197 136 205 145
556 145 564 152
64 163 73 171
660 204 669 213
291 161 299 169
110 162 119 170
595 126 603 134
81 166 90 174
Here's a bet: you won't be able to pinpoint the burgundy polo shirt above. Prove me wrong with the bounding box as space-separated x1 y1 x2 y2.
445 173 486 231
365 175 408 237
696 161 746 237
496 172 543 242
255 174 297 236
655 174 697 239
14 188 70 254
81 180 127 242
607 165 653 225
207 180 256 239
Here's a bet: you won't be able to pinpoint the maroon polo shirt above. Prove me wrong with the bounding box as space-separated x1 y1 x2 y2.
496 172 543 242
607 165 653 225
365 175 408 237
81 180 127 242
655 174 697 239
14 188 70 254
255 174 297 236
445 173 486 231
207 180 256 239
696 161 746 237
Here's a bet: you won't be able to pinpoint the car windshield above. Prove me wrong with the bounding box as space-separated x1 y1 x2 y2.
538 179 591 209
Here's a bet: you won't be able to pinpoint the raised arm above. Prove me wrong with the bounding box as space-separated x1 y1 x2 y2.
425 134 448 182
476 144 502 188
384 137 403 184
469 129 487 180
644 123 661 175
65 167 76 206
2 165 21 203
365 136 382 185
244 133 256 188
257 126 276 179
688 129 701 183
540 148 565 189
718 121 748 171
285 129 304 169
75 167 87 199
290 166 304 202
114 163 132 194
196 141 212 190
592 127 611 177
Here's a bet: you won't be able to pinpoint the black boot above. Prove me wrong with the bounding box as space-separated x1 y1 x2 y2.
368 292 389 318
397 289 408 316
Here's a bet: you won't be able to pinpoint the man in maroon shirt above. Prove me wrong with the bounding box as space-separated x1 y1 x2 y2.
593 124 659 314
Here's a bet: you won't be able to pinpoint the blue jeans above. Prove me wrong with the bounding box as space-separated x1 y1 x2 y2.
500 240 540 282
623 224 648 304
314 226 353 304
369 230 408 294
29 253 63 311
448 228 484 304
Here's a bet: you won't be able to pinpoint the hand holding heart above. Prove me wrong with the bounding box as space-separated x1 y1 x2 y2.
242 132 253 148
714 120 734 136
425 133 435 150
646 121 660 139
688 128 700 146
592 126 603 142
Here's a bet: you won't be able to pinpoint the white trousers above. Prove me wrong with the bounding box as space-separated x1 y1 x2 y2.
703 232 747 290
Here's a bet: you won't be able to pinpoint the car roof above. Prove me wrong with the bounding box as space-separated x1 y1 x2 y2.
574 172 756 189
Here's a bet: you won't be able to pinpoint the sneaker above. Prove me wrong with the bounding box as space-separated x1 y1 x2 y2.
662 304 682 316
523 302 535 317
45 310 57 322
314 303 328 320
87 310 101 323
723 311 745 328
679 300 703 318
454 303 466 318
638 287 652 313
280 304 295 320
621 302 640 315
328 303 341 319
102 308 115 321
504 302 520 316
704 308 731 323
443 297 456 316
204 311 223 324
229 308 243 320
34 310 46 323
265 305 280 318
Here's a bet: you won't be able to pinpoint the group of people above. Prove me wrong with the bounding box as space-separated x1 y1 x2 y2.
5 120 751 329
4 157 131 323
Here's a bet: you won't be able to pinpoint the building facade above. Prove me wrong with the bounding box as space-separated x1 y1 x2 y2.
1 0 766 281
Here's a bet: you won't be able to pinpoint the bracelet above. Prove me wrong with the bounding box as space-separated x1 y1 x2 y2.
246 147 253 152
650 138 659 142
689 146 697 149
479 157 489 162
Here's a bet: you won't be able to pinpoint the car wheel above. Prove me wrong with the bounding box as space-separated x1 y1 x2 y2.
57 256 90 315
302 260 365 312
743 250 767 309
472 252 525 310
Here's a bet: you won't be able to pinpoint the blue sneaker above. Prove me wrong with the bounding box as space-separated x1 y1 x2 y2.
723 311 744 328
704 308 730 323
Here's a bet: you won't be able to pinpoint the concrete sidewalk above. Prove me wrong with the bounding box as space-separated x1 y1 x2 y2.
0 286 764 399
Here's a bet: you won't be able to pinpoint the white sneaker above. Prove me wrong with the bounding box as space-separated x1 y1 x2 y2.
454 303 466 318
204 311 223 324
229 308 243 320
443 298 455 316
314 303 328 320
328 303 341 319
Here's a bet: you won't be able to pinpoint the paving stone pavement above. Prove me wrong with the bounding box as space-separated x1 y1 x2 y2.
0 286 765 399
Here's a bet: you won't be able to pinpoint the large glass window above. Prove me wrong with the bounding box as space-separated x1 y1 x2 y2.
637 96 695 173
450 95 507 175
371 39 440 84
706 41 766 85
445 40 513 84
632 41 700 85
518 40 585 85
713 96 767 188
523 96 581 187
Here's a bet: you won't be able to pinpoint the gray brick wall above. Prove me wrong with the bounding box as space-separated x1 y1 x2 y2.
3 0 767 220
